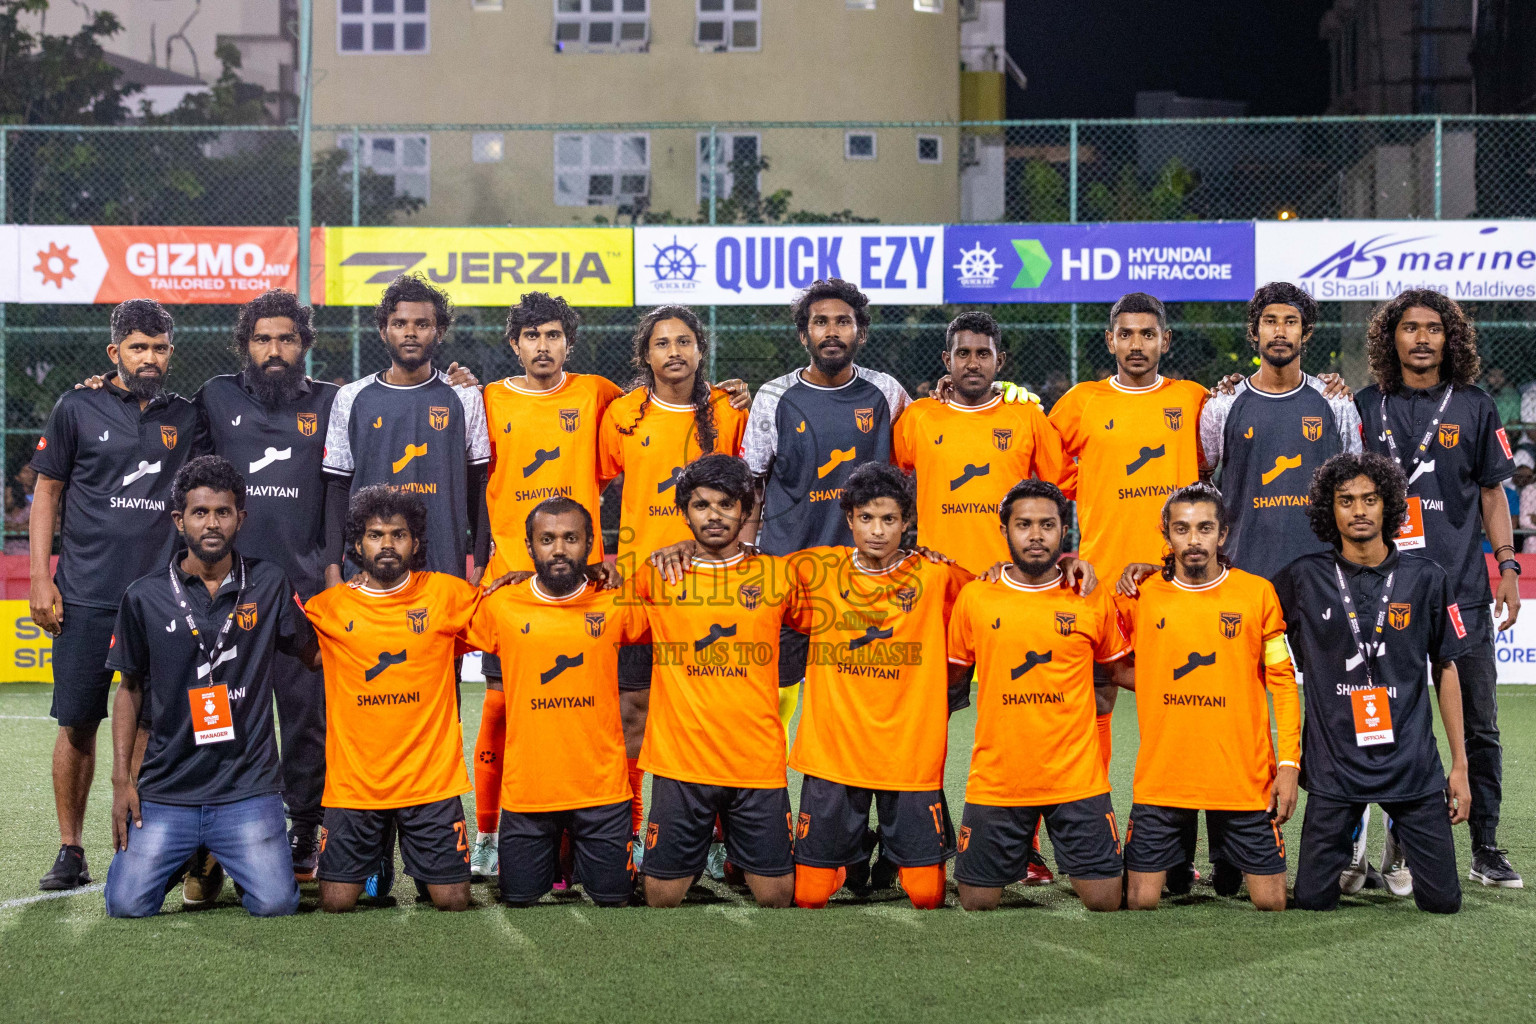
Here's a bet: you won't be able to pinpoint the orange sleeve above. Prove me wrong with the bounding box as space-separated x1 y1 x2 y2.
1091 586 1131 663
781 552 817 634
597 403 625 481
890 402 918 473
463 594 500 655
1260 582 1301 766
596 375 624 413
946 585 975 665
444 576 484 635
301 589 330 635
1046 387 1084 460
942 562 973 618
1028 407 1066 484
620 590 651 646
1112 591 1138 648
714 396 749 456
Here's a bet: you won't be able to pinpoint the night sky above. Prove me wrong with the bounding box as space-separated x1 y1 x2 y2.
1005 0 1336 118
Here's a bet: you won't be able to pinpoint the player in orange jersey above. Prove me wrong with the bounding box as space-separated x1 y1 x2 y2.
1113 483 1300 912
304 486 482 912
633 454 799 908
789 463 972 910
948 479 1127 911
597 305 750 860
466 496 649 907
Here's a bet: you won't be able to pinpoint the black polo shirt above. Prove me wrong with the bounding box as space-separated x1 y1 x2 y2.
196 372 339 600
1357 381 1514 610
107 552 314 806
1272 545 1475 803
30 379 210 610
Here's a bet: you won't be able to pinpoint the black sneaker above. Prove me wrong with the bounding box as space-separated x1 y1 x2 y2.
1470 847 1524 888
870 839 899 890
1165 860 1195 896
1212 859 1242 897
844 828 879 897
290 825 319 882
39 844 91 891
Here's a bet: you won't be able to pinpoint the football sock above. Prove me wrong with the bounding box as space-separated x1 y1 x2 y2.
899 865 947 910
778 684 800 739
626 758 645 834
794 865 846 908
473 687 506 835
1096 712 1113 773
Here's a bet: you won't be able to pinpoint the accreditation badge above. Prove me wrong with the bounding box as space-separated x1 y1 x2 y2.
1350 686 1395 747
188 684 235 745
1395 497 1427 551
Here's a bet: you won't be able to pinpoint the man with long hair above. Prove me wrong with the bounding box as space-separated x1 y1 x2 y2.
1356 290 1522 889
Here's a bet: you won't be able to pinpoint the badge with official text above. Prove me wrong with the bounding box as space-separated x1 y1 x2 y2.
1350 686 1394 748
188 683 234 746
1396 496 1427 551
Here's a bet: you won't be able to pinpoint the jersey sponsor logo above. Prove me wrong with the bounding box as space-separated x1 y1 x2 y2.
1301 416 1324 442
345 620 354 631
392 443 428 473
657 466 684 494
1437 423 1460 449
364 649 406 682
429 406 450 431
1163 408 1183 431
1253 495 1308 508
817 446 857 479
540 652 584 684
1407 459 1435 486
848 624 894 650
166 619 177 633
520 622 531 634
35 437 46 451
932 434 943 445
796 420 806 434
894 586 917 613
1497 427 1513 459
122 459 163 487
949 462 990 490
1448 602 1467 639
1010 649 1052 678
1219 612 1242 639
1261 453 1303 485
1163 692 1225 707
854 407 875 433
559 409 580 433
522 447 561 478
98 429 110 442
1156 617 1165 629
584 612 606 638
693 622 738 652
297 412 318 436
1243 426 1253 439
993 427 1013 451
249 446 292 474
195 647 239 680
1125 444 1165 475
1388 602 1411 630
372 416 383 429
236 602 258 630
990 617 1001 629
160 426 178 449
1054 611 1076 637
407 607 429 634
1172 650 1216 680
738 584 762 609
1344 641 1385 672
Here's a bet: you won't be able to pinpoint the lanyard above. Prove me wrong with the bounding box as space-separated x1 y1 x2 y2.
1332 558 1395 688
1379 385 1453 480
168 555 247 682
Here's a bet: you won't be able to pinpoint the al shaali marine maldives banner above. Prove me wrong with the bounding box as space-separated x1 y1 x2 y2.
943 222 1255 303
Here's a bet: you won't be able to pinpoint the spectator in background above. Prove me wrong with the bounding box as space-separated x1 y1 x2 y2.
914 380 933 398
1483 366 1522 428
1515 449 1536 554
1041 370 1072 411
5 480 30 555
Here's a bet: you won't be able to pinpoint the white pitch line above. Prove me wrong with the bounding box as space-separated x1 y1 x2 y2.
0 883 104 911
0 715 52 720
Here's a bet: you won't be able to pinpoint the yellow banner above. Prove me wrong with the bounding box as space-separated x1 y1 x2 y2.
0 601 55 682
325 227 633 307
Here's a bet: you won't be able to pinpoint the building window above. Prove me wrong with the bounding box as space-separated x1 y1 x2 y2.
472 132 505 163
555 132 649 206
697 0 759 51
338 0 429 53
471 0 502 8
554 0 649 51
913 0 941 10
916 134 941 164
697 133 761 203
338 133 431 200
845 0 874 8
845 131 876 161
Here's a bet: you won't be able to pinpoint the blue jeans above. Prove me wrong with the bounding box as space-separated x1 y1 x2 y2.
104 793 299 918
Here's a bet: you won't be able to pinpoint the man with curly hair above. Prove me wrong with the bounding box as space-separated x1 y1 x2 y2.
1272 452 1472 912
1355 290 1522 889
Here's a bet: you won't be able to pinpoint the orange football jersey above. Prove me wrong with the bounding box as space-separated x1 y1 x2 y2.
1048 376 1207 579
305 572 481 809
635 552 799 788
465 579 649 813
947 572 1128 806
790 548 972 790
597 386 749 576
892 395 1065 575
1116 567 1300 811
484 372 624 577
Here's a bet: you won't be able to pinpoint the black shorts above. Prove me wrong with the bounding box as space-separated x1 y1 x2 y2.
482 651 501 681
50 602 119 728
617 643 652 693
949 663 974 714
794 775 956 869
1124 804 1286 877
778 625 807 688
498 800 633 905
955 793 1123 886
318 796 471 886
642 775 794 880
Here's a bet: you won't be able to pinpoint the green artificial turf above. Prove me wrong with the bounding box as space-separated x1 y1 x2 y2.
1 682 1532 1023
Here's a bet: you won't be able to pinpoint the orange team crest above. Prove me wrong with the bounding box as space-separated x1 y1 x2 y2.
1301 416 1323 442
428 406 450 431
854 407 875 434
1219 612 1243 639
407 607 429 634
1163 407 1183 431
585 612 606 638
1438 423 1460 449
1055 611 1076 637
993 427 1014 452
738 584 762 609
894 586 917 613
235 603 258 631
560 408 580 433
160 425 178 449
297 412 318 436
1388 603 1412 630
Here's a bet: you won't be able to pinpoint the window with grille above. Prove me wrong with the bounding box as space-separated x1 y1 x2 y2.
916 135 941 164
697 0 760 51
338 134 431 200
555 133 650 206
554 0 650 51
338 0 429 53
845 131 877 161
697 133 761 203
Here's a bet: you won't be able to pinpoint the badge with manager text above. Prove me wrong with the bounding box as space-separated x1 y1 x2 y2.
188 684 234 745
1396 496 1426 551
1350 686 1395 747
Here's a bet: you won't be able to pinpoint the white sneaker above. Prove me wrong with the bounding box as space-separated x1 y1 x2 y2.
1340 807 1370 895
469 832 499 883
1379 815 1414 897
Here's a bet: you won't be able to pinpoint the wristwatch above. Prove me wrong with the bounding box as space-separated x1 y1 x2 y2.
1498 558 1522 577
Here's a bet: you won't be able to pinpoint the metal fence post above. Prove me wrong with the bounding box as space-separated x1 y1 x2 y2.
1068 120 1079 384
708 124 718 383
296 0 315 377
351 125 362 381
1433 116 1444 220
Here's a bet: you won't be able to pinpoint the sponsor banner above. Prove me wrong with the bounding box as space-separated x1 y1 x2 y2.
1494 603 1536 684
635 226 943 305
326 227 632 307
1255 220 1536 302
18 226 319 304
0 602 55 683
944 222 1255 303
